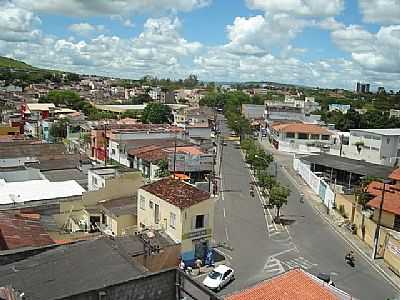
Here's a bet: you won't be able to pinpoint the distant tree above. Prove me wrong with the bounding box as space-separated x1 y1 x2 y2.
49 119 69 141
183 74 199 88
121 110 139 119
141 103 172 124
269 184 290 221
127 94 152 105
226 112 252 141
156 159 170 178
257 173 276 196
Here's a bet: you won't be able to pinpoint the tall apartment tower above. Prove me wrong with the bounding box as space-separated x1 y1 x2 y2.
355 82 370 94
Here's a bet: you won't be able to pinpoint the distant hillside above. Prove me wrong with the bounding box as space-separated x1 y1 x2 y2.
0 56 36 70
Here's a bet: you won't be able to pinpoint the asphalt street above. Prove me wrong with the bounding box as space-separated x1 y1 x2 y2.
211 117 399 299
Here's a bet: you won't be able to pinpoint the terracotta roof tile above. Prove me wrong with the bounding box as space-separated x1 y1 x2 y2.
272 123 332 135
141 178 210 209
226 269 339 300
389 168 400 181
136 148 169 162
0 212 54 250
367 181 400 215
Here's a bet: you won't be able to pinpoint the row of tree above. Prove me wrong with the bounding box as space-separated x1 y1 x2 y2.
40 90 173 123
240 138 290 221
320 109 400 131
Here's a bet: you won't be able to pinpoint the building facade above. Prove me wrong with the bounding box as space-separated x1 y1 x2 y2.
331 129 400 166
137 178 214 262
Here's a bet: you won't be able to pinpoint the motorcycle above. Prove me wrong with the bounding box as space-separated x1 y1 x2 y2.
345 254 355 267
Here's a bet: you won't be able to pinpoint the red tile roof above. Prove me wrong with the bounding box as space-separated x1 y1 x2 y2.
164 146 204 156
226 269 339 300
389 168 400 181
136 148 169 162
367 181 400 215
0 212 54 250
141 178 210 209
272 123 332 135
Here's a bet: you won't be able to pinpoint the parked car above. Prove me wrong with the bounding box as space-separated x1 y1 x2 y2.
317 273 335 286
202 265 235 291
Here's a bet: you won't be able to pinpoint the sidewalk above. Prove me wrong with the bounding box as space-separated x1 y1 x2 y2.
258 138 400 292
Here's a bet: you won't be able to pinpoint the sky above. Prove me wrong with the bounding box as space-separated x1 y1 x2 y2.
0 0 399 90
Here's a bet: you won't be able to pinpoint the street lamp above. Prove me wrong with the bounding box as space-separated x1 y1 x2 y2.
372 178 392 260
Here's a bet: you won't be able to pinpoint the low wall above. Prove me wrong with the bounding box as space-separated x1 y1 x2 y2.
335 194 355 220
384 234 400 276
293 158 335 209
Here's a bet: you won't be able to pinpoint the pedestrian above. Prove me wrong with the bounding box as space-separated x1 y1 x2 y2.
300 193 304 203
195 258 202 275
179 258 185 271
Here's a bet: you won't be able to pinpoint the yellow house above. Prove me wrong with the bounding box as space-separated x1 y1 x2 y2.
98 196 137 235
0 125 19 136
137 178 214 262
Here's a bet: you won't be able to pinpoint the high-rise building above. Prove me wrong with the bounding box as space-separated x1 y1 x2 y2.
377 86 386 95
355 82 370 94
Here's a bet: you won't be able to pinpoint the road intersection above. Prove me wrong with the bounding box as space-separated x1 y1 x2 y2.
211 117 399 299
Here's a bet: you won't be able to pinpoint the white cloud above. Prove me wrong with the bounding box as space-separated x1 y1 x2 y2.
318 17 344 31
331 25 375 52
68 23 105 36
359 0 400 24
224 14 309 55
246 0 343 17
331 24 400 74
0 2 41 42
0 17 202 79
13 0 212 17
123 19 135 28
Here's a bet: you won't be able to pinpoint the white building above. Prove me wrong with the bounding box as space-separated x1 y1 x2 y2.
0 179 85 205
331 128 400 166
270 123 334 154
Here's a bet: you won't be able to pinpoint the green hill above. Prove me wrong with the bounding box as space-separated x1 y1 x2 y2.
0 56 36 70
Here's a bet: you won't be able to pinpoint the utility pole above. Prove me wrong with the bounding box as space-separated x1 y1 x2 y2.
104 122 107 166
173 132 177 177
372 179 391 259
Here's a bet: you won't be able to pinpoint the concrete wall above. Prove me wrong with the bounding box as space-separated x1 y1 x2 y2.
108 140 130 167
372 210 395 229
137 189 215 261
294 158 335 209
113 214 137 236
58 173 143 228
181 198 215 260
384 234 400 276
335 194 356 220
339 130 400 166
187 127 211 139
65 268 178 300
133 244 181 272
137 189 183 243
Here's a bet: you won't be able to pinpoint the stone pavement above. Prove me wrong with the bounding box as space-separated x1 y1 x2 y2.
258 138 400 292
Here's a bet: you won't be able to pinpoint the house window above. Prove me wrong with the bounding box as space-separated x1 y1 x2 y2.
93 176 98 185
193 214 208 229
387 138 391 144
286 132 295 138
170 212 176 229
298 133 308 139
310 134 320 140
149 201 153 209
322 135 330 140
140 195 145 210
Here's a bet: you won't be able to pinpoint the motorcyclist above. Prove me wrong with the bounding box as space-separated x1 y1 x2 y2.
299 193 304 203
250 185 255 197
345 250 355 262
